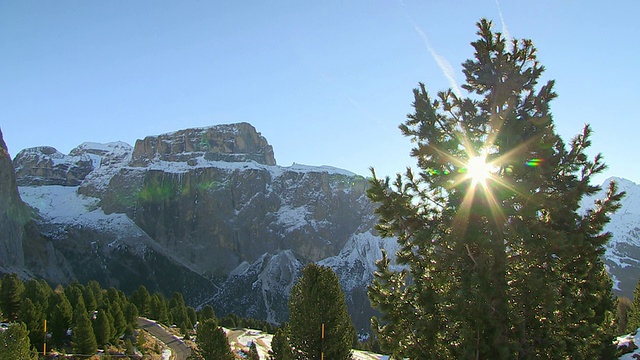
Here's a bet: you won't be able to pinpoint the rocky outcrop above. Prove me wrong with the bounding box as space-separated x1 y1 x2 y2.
582 177 640 299
130 123 275 166
211 250 303 324
12 122 382 322
0 128 28 268
0 129 73 283
98 163 371 277
13 146 94 186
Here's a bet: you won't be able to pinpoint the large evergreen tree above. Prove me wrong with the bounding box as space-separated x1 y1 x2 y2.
626 278 640 332
196 318 235 360
19 297 45 352
288 263 355 360
150 293 169 324
367 19 622 359
47 291 73 345
131 285 151 318
22 279 51 312
269 325 293 360
0 273 24 321
109 301 127 340
72 300 98 355
93 307 113 347
0 322 38 360
199 304 216 322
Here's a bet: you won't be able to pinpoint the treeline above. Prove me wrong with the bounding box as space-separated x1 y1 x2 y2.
0 273 140 357
0 273 237 358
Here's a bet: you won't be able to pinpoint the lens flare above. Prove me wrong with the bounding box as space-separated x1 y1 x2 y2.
525 158 542 167
464 155 492 184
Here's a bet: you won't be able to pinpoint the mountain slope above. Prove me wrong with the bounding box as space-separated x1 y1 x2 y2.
10 123 385 330
0 128 29 269
582 177 640 299
9 123 637 335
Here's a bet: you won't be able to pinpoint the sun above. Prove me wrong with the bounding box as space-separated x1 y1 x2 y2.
465 155 492 185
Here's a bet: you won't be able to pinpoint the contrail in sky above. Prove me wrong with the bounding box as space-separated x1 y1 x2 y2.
398 0 462 97
411 23 462 98
495 0 512 45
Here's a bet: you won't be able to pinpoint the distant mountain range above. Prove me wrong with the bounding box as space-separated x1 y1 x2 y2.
1 123 638 335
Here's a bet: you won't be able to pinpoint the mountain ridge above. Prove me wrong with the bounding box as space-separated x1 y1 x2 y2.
3 122 640 333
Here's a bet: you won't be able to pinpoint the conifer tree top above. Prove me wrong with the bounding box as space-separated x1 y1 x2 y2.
368 18 623 360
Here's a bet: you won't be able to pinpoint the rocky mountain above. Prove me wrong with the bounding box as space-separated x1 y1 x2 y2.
0 128 28 268
7 122 391 332
5 122 640 334
0 129 73 282
582 177 640 299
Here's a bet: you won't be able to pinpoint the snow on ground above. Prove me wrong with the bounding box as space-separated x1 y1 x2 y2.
18 185 149 247
617 328 640 360
283 162 357 177
224 328 388 359
19 185 99 222
19 185 136 229
161 348 172 360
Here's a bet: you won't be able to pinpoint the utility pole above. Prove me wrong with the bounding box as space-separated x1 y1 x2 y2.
43 319 47 357
321 322 325 360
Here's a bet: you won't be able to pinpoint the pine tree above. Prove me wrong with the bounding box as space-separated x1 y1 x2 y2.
82 286 97 312
64 283 84 312
136 328 146 350
196 318 235 360
72 300 98 355
269 325 293 360
124 302 139 327
169 292 192 329
93 307 113 347
627 278 640 332
150 293 169 324
22 279 51 312
19 297 45 351
0 322 38 360
48 291 73 345
125 338 135 356
247 341 260 360
109 301 127 339
187 306 197 327
131 285 151 318
0 273 24 321
199 304 216 322
288 263 355 360
87 280 104 308
367 19 623 360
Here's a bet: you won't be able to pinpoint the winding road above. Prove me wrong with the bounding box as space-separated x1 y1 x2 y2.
137 317 192 360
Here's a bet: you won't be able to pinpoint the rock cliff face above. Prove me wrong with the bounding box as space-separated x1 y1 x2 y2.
130 123 275 166
11 123 385 331
0 128 28 268
0 129 73 283
13 146 95 186
99 163 372 277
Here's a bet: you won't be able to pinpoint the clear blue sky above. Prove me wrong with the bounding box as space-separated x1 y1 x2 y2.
1 1 638 185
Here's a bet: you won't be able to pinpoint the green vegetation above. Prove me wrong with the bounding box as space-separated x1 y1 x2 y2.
288 263 355 360
269 324 293 360
0 272 24 321
626 277 640 333
0 273 200 358
367 19 623 359
195 318 235 360
0 322 38 360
